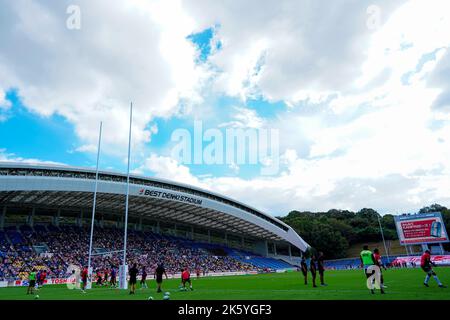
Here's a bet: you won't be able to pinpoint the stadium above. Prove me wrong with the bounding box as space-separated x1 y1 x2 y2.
0 163 307 290
1 162 450 301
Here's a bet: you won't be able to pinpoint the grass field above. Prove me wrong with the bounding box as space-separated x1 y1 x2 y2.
1 268 450 300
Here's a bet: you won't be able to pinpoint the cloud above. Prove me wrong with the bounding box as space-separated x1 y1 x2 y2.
136 153 205 188
0 148 65 166
0 89 11 121
3 0 450 216
184 0 408 102
0 0 209 157
138 0 450 215
218 106 265 129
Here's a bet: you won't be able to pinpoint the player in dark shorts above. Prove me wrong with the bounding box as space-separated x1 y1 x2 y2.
110 267 117 288
421 250 446 288
27 269 36 295
372 248 387 289
300 256 308 285
154 263 168 293
81 266 88 293
96 269 103 286
128 263 138 294
40 269 47 288
103 268 109 286
182 268 193 291
317 252 327 286
36 270 41 288
309 255 317 288
140 266 148 289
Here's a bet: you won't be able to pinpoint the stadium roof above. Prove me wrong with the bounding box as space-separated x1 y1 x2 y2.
0 162 309 251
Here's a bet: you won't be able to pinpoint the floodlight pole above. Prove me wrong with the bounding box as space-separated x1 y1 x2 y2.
377 214 390 263
122 102 133 287
88 121 103 285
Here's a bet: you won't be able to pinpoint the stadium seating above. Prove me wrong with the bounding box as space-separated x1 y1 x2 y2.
0 224 297 281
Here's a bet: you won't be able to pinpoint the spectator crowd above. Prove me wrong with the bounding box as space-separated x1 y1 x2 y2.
0 225 257 281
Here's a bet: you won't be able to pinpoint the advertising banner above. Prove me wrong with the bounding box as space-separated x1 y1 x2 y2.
392 255 450 266
395 212 449 245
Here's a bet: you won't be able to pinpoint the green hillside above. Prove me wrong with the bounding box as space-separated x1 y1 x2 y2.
279 204 450 259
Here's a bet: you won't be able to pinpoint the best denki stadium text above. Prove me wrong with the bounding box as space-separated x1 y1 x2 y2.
138 188 203 205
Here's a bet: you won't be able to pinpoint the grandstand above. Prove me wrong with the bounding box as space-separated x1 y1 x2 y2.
0 163 308 282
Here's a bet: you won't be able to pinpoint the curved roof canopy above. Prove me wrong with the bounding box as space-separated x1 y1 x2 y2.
0 162 309 251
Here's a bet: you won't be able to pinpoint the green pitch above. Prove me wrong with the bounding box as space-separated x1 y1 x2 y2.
1 268 450 300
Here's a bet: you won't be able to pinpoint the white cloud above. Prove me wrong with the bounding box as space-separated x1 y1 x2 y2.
0 0 209 157
0 148 65 166
3 0 450 216
184 0 408 102
139 0 450 215
219 106 265 129
137 153 204 188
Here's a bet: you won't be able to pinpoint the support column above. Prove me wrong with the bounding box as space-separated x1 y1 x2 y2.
288 244 292 259
78 209 84 227
191 226 194 240
29 207 35 227
224 232 228 246
254 240 268 257
156 221 160 234
0 206 6 230
54 209 61 227
241 236 244 249
421 244 429 253
208 230 211 243
139 217 143 231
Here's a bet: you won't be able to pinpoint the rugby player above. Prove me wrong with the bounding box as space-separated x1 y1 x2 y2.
95 269 103 286
300 256 308 285
309 255 317 288
372 248 387 289
103 268 109 286
182 267 193 291
421 250 446 288
80 266 88 293
154 263 168 293
318 251 327 286
128 263 138 294
26 269 36 295
360 245 384 294
140 266 148 289
110 266 117 288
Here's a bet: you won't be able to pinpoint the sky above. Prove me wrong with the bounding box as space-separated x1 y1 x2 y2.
1 0 450 216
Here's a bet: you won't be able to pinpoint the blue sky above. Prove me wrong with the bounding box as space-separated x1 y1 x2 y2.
1 0 450 215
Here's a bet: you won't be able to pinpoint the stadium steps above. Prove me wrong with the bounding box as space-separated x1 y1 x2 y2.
236 256 294 270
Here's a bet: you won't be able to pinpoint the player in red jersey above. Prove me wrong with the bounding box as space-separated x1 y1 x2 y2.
181 267 193 291
372 249 387 289
40 269 47 288
81 266 89 293
421 250 446 288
